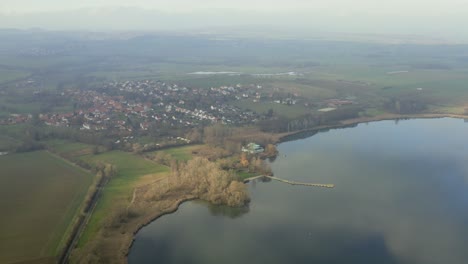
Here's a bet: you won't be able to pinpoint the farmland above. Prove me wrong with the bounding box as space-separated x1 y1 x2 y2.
1 31 468 263
0 69 30 84
76 151 169 247
36 141 215 262
150 144 201 161
0 151 94 264
233 99 310 119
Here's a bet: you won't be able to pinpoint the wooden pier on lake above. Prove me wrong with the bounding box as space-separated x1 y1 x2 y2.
244 175 334 188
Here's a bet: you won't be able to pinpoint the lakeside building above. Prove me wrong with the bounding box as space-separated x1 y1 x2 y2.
242 143 264 154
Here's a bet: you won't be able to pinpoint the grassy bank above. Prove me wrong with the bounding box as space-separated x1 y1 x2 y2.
68 142 256 263
74 151 169 248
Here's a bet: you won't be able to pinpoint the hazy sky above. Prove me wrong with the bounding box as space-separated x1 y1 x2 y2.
1 0 468 40
2 0 468 15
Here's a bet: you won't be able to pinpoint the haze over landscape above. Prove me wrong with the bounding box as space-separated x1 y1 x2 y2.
1 1 468 264
2 0 468 41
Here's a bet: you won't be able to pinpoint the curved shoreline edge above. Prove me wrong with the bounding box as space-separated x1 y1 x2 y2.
122 196 197 261
119 113 468 264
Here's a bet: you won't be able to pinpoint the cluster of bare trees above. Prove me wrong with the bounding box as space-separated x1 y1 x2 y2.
239 152 273 175
151 157 250 207
263 144 278 158
258 106 363 133
191 145 232 161
384 97 431 114
95 162 117 178
199 124 276 152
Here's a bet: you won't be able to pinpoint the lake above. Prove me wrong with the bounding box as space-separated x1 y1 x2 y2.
129 118 468 264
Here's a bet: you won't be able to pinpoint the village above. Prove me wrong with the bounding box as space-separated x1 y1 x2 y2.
37 80 265 132
1 79 356 138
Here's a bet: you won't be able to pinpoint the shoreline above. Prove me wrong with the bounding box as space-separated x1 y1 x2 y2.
122 196 197 262
276 113 468 143
116 113 468 264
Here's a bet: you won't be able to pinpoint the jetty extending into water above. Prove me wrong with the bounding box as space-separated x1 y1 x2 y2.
244 175 334 188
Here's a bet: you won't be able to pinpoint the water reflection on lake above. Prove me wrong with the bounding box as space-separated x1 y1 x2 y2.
129 118 468 264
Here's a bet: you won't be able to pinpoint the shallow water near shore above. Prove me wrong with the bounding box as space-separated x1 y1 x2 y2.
129 118 468 264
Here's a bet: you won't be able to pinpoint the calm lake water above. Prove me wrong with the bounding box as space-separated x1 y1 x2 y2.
129 118 468 264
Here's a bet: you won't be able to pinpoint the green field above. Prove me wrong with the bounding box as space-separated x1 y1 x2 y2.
77 151 169 247
0 69 30 84
150 145 200 161
0 134 21 151
233 100 310 118
45 139 96 157
5 140 180 251
268 81 337 100
0 151 94 264
236 171 257 180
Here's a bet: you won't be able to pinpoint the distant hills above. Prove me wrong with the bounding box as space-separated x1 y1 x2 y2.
1 7 467 44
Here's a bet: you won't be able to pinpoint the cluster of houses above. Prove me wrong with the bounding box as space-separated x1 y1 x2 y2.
273 98 298 105
21 80 269 133
40 113 73 127
2 77 357 138
0 114 31 125
325 99 354 108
